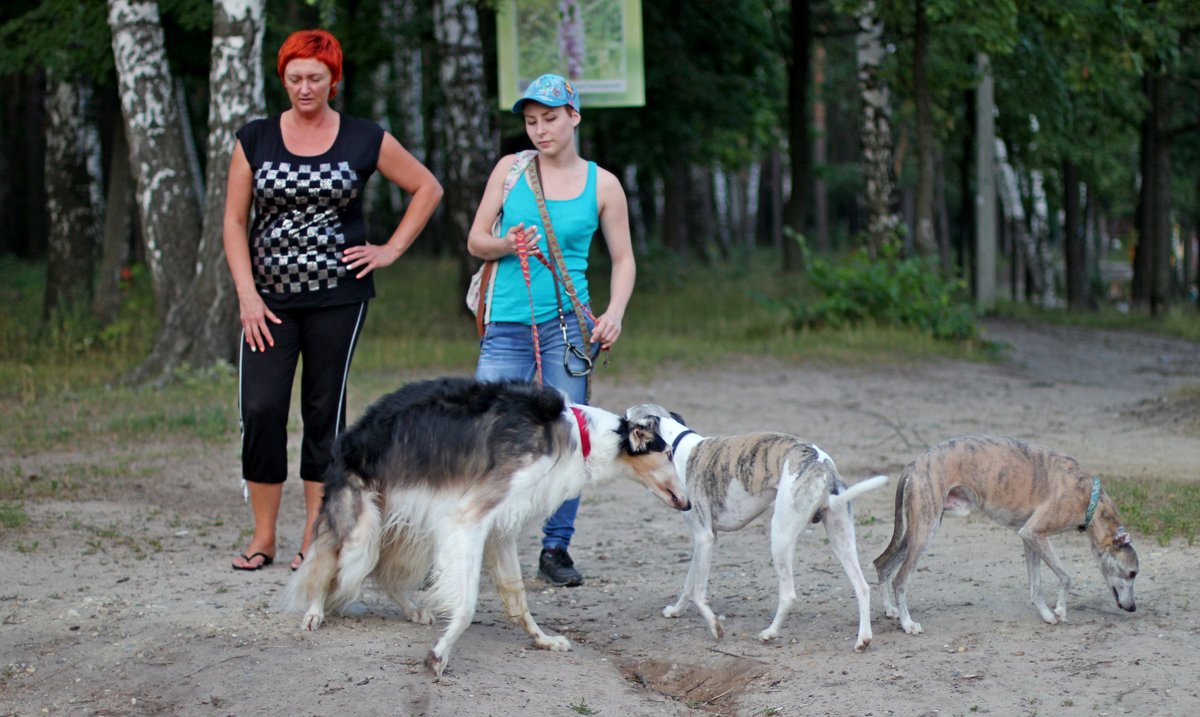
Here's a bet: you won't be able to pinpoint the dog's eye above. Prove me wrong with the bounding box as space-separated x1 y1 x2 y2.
1128 570 1137 580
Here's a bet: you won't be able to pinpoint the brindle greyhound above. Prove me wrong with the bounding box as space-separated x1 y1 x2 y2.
874 435 1139 635
626 404 888 651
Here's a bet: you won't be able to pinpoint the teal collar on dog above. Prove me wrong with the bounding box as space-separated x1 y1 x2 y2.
1080 476 1102 530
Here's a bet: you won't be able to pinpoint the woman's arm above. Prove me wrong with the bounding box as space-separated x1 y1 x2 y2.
341 132 444 278
592 167 634 350
223 141 280 352
467 154 540 261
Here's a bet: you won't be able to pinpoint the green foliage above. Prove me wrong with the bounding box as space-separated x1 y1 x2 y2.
1106 477 1200 546
0 0 111 81
765 237 977 341
0 502 29 530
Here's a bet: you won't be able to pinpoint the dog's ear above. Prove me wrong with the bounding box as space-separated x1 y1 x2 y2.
670 411 687 426
1113 526 1133 548
620 417 668 455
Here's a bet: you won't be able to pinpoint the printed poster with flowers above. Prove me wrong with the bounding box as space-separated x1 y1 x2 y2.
496 0 645 110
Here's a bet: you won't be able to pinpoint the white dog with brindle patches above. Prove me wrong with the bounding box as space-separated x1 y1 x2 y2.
626 405 889 651
874 435 1139 635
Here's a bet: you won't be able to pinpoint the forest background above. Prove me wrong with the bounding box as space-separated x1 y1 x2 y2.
1 0 1199 393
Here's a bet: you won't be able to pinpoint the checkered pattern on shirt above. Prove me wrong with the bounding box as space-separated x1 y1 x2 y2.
251 160 360 294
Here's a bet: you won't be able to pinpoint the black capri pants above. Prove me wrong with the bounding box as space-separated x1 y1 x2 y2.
238 301 367 484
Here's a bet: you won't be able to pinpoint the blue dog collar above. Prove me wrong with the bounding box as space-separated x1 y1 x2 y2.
1081 476 1102 530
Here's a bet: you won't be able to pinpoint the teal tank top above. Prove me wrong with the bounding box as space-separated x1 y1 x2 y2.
489 161 598 324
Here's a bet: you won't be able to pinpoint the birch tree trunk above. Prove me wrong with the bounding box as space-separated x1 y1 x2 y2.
107 0 202 314
995 139 1054 306
433 0 494 281
43 74 103 321
856 0 901 257
127 0 265 383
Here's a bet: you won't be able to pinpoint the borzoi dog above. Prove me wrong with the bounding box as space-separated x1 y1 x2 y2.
626 404 888 651
284 378 690 677
874 435 1139 635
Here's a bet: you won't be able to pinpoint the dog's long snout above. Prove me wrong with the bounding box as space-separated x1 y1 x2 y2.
1113 587 1136 612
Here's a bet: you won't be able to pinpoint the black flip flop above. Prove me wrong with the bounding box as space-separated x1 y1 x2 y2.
232 551 274 571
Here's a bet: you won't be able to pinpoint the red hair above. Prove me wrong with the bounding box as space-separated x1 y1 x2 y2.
277 29 343 98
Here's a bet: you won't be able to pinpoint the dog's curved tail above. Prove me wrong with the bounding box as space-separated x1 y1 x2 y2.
828 474 889 510
873 468 910 582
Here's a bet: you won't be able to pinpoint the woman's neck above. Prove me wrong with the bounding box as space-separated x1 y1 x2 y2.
285 105 337 128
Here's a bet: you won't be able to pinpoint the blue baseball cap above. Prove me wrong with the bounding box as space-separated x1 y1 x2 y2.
512 73 580 114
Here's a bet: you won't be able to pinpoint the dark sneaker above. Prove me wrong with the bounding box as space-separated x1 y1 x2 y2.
538 547 583 587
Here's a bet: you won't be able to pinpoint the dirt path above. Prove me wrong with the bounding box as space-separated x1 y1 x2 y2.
2 318 1198 716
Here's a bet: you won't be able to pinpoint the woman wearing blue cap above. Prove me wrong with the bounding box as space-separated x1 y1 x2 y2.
467 73 634 587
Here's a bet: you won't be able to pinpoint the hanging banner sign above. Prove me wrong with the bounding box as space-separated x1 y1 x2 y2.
496 0 645 109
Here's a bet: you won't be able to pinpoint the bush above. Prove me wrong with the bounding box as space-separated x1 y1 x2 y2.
772 236 977 341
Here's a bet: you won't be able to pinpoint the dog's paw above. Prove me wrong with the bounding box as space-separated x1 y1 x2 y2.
883 605 900 619
854 634 872 652
301 611 324 631
757 627 778 642
900 619 923 635
1053 605 1067 623
662 604 684 619
709 620 725 640
405 607 435 625
534 634 571 652
425 649 447 678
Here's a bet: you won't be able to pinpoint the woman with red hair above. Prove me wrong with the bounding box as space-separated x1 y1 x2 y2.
225 29 442 572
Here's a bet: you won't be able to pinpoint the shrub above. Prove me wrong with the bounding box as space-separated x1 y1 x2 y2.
771 235 977 341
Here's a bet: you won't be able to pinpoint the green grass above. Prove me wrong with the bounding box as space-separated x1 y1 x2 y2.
1106 477 1200 546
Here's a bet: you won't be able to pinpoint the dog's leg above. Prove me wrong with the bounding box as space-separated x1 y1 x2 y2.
425 523 489 678
293 528 340 631
890 508 937 635
375 537 434 626
664 519 723 639
759 493 813 642
1018 524 1072 624
485 534 570 651
823 504 874 651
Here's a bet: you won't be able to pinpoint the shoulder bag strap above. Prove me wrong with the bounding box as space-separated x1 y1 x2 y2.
527 157 594 348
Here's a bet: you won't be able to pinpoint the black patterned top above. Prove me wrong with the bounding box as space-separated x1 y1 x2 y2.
236 112 384 309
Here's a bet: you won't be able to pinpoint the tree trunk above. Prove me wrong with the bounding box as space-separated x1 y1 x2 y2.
995 139 1053 306
812 40 830 253
1133 71 1172 314
690 164 718 262
107 0 203 314
974 54 996 310
782 0 812 270
912 0 937 259
664 158 689 257
126 0 265 384
433 0 494 285
94 118 134 324
1062 159 1092 310
43 74 103 322
855 0 900 257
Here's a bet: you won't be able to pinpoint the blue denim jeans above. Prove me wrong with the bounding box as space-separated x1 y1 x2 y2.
476 316 596 550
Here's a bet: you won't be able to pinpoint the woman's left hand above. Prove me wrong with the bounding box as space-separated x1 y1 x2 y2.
342 243 402 278
591 312 623 350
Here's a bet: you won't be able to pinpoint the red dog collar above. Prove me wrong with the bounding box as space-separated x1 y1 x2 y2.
571 407 590 459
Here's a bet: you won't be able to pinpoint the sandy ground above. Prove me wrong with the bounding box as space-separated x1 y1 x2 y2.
2 317 1199 717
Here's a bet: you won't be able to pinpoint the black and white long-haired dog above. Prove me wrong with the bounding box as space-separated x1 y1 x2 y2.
283 377 689 677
